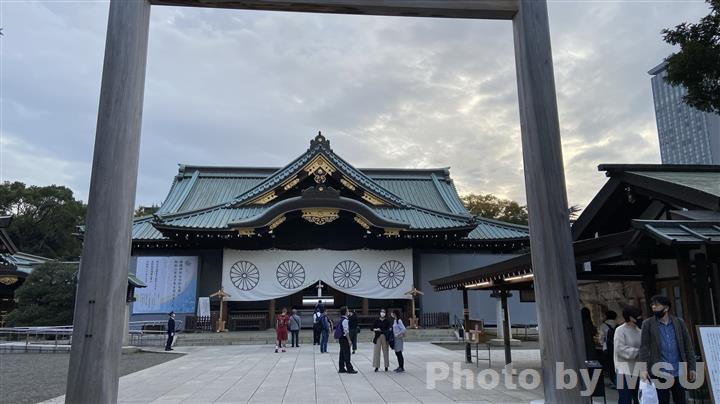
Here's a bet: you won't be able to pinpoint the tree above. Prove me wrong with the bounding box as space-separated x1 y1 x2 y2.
461 193 529 225
134 204 160 218
662 0 720 113
0 182 86 260
569 205 583 221
5 262 77 326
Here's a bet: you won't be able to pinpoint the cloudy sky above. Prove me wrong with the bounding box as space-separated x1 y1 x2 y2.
0 1 712 210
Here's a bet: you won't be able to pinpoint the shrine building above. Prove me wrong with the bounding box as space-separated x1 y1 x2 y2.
129 134 531 329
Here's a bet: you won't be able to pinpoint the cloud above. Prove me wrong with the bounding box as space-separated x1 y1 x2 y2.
1 1 712 211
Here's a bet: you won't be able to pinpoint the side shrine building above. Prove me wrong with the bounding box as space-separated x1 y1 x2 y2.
129 134 530 329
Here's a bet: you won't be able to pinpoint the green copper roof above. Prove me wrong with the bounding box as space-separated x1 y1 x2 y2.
132 135 530 242
627 171 720 198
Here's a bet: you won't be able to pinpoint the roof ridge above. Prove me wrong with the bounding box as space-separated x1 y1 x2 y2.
474 215 529 230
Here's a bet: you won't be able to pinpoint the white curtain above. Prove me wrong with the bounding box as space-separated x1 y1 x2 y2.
221 248 413 301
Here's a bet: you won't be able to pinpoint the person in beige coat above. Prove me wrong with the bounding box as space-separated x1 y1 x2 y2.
614 306 643 404
372 309 391 372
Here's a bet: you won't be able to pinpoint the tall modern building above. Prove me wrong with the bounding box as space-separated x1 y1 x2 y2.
649 61 720 164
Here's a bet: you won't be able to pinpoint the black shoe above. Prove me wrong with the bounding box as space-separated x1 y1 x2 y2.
385 367 388 372
374 368 378 372
352 351 356 354
338 369 347 373
347 370 358 374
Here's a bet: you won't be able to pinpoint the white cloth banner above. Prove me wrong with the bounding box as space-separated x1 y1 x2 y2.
222 249 412 301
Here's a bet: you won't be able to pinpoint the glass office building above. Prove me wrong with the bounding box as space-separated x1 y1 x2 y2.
649 61 720 164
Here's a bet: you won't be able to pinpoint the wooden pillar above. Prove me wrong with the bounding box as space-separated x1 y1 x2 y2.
639 260 657 316
676 251 698 333
362 297 369 315
694 254 713 325
65 1 151 403
501 290 512 366
512 1 584 401
268 299 276 329
462 287 471 363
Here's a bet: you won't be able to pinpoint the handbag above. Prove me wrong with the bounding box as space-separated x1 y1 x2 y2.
638 379 659 404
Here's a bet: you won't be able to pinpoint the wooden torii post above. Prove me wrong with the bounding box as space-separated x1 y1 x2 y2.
404 285 423 329
209 287 231 333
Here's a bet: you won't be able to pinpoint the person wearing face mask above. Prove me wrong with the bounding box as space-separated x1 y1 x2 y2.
372 309 391 372
614 306 643 404
639 295 696 404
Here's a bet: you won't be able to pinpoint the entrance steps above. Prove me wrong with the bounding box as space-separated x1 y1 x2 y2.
140 328 459 347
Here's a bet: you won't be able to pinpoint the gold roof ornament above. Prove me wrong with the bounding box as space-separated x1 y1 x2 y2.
302 208 340 225
0 276 18 286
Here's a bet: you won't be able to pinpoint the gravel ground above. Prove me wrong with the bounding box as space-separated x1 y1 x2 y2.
0 351 182 404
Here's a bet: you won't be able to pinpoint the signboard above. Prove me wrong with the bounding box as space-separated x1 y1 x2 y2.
222 249 413 301
133 256 198 314
697 326 720 403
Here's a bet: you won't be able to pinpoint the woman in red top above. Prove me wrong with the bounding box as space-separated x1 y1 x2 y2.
275 307 289 353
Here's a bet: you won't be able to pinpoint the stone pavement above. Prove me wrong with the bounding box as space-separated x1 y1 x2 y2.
46 342 556 403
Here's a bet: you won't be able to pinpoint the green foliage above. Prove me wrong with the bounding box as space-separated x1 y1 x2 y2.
461 193 529 225
5 262 77 326
0 182 86 260
662 0 720 113
134 204 160 218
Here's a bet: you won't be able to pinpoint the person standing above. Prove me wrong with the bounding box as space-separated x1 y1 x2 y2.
348 308 359 354
581 307 598 360
372 309 391 372
639 295 696 404
165 311 176 351
599 310 618 386
391 310 406 373
614 306 643 404
275 307 289 353
337 306 357 374
312 308 322 345
319 308 330 353
289 308 302 348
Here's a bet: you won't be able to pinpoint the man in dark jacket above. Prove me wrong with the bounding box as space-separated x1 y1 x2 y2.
639 295 696 404
348 308 359 354
165 311 176 351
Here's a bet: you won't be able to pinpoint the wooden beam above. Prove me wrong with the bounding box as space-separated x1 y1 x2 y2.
512 1 584 402
149 0 519 20
65 1 151 403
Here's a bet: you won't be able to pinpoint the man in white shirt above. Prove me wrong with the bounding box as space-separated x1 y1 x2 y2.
337 306 357 374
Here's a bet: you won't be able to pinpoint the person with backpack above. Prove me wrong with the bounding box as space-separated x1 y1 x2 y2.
391 310 406 373
289 308 302 348
372 309 391 372
335 306 357 374
312 307 322 345
319 307 330 353
599 310 618 386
